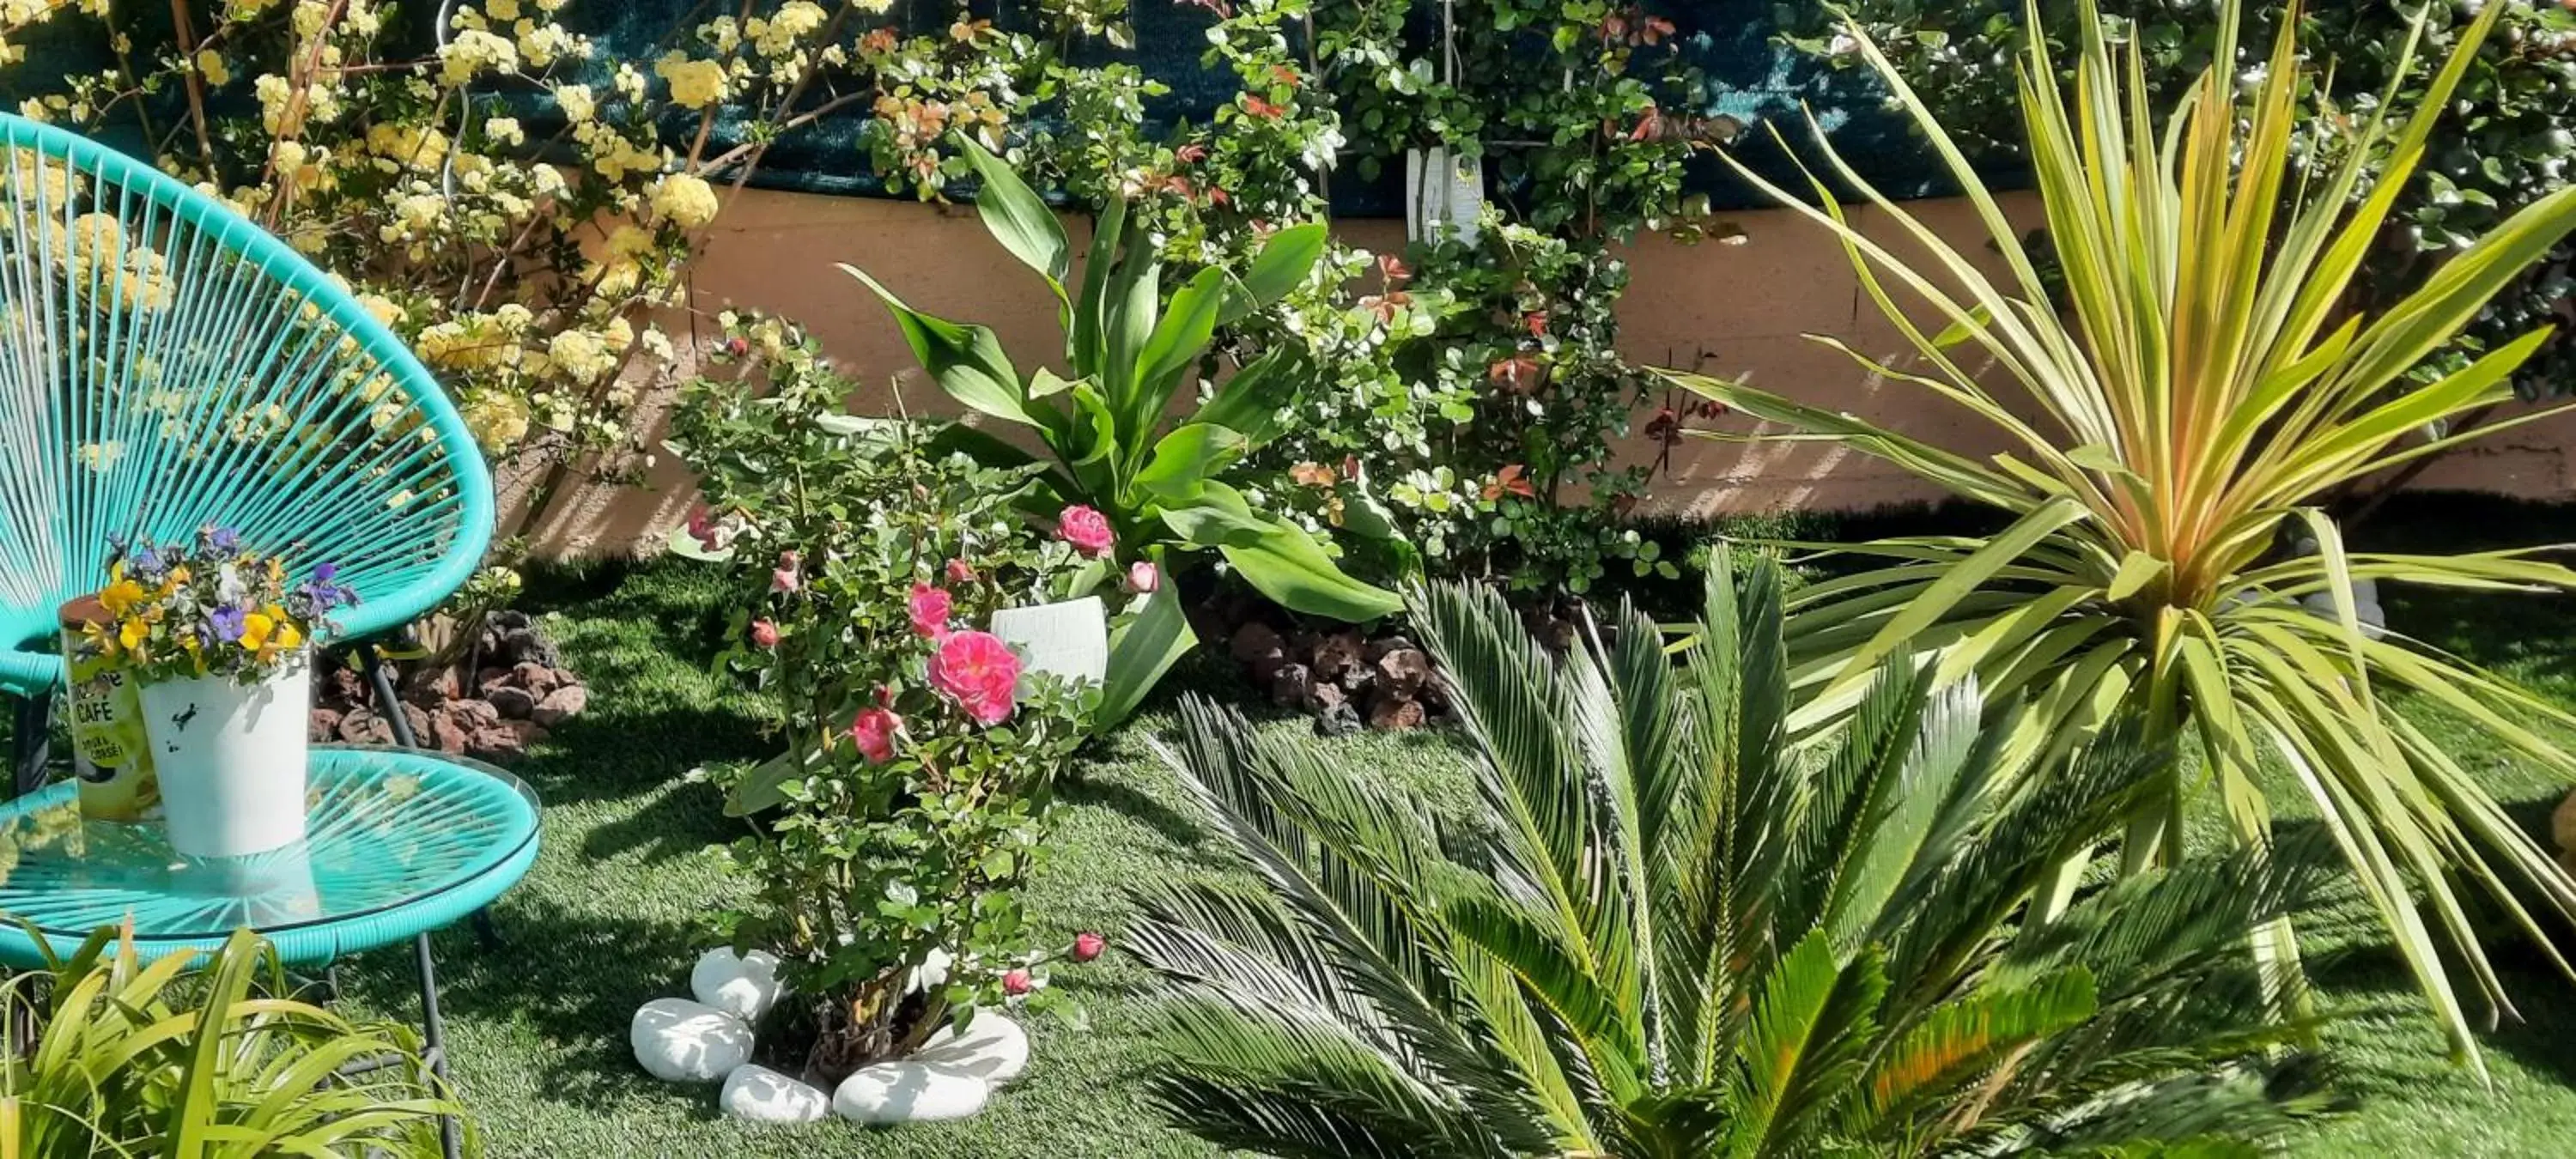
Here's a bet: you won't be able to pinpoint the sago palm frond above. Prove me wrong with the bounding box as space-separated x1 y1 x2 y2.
1661 0 2576 1073
1128 559 2328 1156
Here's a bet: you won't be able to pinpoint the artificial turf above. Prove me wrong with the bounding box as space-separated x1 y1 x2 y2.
17 495 2576 1156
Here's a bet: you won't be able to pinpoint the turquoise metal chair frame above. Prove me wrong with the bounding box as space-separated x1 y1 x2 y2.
0 111 492 777
0 112 495 1158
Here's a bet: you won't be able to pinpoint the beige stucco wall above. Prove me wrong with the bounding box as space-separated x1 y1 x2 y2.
509 185 2576 558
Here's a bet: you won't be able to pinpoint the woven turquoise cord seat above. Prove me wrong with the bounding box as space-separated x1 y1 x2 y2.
0 113 491 718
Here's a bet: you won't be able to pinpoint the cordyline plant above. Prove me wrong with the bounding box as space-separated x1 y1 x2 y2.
1660 0 2576 1072
1127 561 2328 1157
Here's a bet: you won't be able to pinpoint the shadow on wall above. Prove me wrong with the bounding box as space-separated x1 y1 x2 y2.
501 186 2576 560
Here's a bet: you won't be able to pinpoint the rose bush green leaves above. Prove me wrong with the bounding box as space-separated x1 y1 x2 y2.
665 312 1098 1081
846 139 1403 625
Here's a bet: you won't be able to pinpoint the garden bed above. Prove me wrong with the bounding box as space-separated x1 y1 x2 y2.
116 525 2562 1157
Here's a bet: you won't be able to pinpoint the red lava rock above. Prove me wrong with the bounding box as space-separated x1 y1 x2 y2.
476 666 512 697
337 707 394 746
308 707 343 743
452 697 501 729
1367 692 1426 731
325 666 367 707
512 661 563 697
465 725 521 762
507 719 550 744
1229 622 1284 664
1268 662 1312 708
1312 632 1365 682
402 668 459 707
399 703 431 744
1364 635 1418 662
486 685 538 720
1306 681 1347 713
532 684 588 726
1375 648 1431 698
428 712 471 755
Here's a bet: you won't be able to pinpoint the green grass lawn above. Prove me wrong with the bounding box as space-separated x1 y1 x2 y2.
25 496 2576 1156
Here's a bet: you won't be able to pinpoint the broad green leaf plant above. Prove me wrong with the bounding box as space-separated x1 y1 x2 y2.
1127 561 2325 1157
0 925 461 1156
847 139 1402 628
1659 0 2576 1072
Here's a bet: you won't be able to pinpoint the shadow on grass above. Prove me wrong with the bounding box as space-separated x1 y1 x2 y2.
2269 788 2576 1099
396 894 731 1118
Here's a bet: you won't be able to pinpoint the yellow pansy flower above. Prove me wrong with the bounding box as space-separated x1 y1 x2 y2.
98 577 146 617
240 611 278 651
117 620 146 651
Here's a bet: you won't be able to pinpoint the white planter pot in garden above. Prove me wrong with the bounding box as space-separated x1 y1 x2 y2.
139 655 311 859
988 597 1108 692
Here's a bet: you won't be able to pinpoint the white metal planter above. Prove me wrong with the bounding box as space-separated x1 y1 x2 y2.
138 654 311 858
987 597 1108 695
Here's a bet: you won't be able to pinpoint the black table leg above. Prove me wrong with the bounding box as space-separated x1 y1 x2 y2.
12 689 52 798
360 647 463 1159
416 931 461 1159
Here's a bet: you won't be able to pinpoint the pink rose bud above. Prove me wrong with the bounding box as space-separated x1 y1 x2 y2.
1055 505 1115 558
945 558 975 584
1126 561 1159 594
770 567 799 594
851 707 900 764
725 336 750 356
1072 931 1105 962
1001 968 1033 996
750 618 780 648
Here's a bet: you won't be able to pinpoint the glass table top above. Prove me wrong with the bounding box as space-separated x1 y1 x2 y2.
0 745 539 945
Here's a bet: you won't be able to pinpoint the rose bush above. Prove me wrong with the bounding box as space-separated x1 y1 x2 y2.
667 310 1097 1083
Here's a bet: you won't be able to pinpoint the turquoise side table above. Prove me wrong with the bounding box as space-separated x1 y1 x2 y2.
0 744 538 1159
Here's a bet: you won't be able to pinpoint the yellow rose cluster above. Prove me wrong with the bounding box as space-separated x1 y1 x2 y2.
0 0 878 508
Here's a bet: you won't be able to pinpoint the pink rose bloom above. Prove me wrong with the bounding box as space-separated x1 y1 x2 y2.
927 629 1021 725
770 549 802 594
750 618 780 648
1001 968 1033 996
686 506 722 550
851 707 900 764
1072 931 1105 962
1056 505 1114 558
908 583 953 638
945 558 975 584
1126 561 1159 594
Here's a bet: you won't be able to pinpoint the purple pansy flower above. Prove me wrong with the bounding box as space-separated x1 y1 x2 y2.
208 604 246 643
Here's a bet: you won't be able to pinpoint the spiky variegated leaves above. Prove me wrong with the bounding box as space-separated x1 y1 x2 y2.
1124 560 2324 1157
1659 0 2576 1074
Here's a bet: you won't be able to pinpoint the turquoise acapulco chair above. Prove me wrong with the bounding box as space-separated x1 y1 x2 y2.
0 113 497 1157
0 112 494 786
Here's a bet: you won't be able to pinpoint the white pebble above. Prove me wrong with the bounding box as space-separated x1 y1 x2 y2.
913 1010 1030 1087
690 946 786 1022
831 1060 991 1124
719 1064 829 1123
629 997 752 1083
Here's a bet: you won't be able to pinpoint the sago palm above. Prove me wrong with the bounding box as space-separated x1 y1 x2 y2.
1126 561 2326 1157
1658 0 2576 1071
